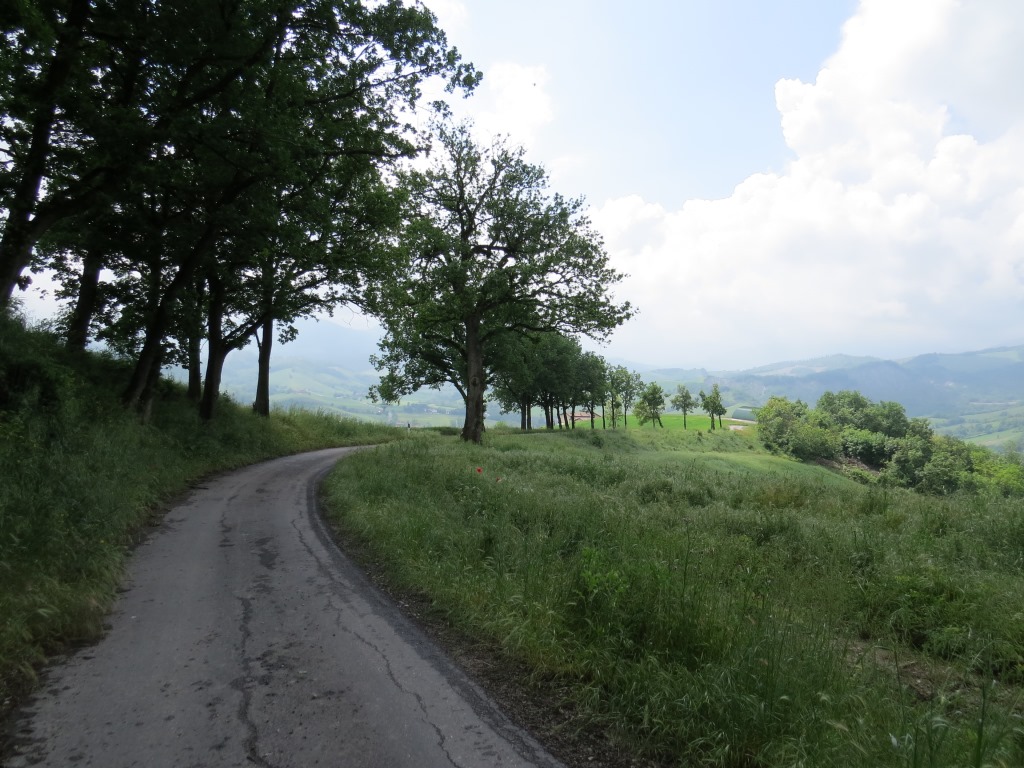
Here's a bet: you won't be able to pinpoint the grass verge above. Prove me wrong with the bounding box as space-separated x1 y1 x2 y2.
322 427 1024 767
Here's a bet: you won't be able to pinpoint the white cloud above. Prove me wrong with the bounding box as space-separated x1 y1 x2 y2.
467 61 554 150
594 0 1024 370
422 0 469 38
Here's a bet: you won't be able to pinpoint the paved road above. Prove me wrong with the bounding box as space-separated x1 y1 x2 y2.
4 447 563 768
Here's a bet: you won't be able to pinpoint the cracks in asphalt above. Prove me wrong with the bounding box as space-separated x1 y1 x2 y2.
290 491 468 765
325 589 467 768
286 460 477 767
232 595 276 768
296 455 561 768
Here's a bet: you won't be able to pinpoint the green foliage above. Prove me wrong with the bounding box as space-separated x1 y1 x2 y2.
841 426 892 466
0 316 395 705
489 333 608 431
670 384 696 428
759 391 1015 498
756 395 810 453
972 445 1024 495
322 425 1024 767
698 383 727 430
788 421 840 461
2 0 480 419
881 436 933 488
633 382 666 427
367 121 632 442
606 365 644 427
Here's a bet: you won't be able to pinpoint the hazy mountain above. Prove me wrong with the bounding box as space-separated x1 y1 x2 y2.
644 345 1024 447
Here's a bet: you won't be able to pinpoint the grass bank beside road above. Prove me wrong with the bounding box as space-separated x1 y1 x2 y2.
0 314 398 713
322 426 1024 767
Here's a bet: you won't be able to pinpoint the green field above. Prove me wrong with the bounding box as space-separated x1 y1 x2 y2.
323 427 1024 767
931 402 1024 449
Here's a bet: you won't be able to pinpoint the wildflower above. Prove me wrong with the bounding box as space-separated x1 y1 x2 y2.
475 467 483 473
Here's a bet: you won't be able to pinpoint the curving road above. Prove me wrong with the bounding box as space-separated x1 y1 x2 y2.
4 447 563 768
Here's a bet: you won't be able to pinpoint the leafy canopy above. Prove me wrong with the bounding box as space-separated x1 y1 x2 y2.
368 120 633 442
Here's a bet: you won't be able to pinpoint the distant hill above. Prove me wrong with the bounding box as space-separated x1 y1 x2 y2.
739 354 883 377
191 321 1024 446
646 346 1024 448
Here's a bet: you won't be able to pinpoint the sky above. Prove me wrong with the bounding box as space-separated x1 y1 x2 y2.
414 0 1024 369
15 0 1024 372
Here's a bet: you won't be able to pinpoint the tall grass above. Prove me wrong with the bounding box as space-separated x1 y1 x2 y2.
0 314 398 707
322 429 1024 767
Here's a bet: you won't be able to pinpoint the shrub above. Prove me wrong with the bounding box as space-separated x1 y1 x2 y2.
840 426 891 467
788 422 839 461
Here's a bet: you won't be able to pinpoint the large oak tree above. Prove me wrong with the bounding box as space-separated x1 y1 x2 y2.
368 121 633 443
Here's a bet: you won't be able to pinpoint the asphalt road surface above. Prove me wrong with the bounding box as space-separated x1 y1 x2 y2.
4 447 564 768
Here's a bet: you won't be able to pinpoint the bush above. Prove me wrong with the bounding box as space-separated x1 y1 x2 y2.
789 422 839 461
880 436 932 487
840 426 891 467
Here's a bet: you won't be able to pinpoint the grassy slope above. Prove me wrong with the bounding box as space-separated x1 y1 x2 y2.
322 424 1024 768
0 316 400 711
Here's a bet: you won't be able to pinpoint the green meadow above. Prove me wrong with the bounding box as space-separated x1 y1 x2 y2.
323 425 1024 767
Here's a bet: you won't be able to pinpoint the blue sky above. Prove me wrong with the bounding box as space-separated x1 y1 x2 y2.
432 0 857 206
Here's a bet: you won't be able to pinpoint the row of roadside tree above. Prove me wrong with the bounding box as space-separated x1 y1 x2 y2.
2 3 636 443
480 332 730 432
1 1 481 423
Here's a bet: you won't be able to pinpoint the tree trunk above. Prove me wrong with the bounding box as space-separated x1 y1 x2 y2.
461 318 486 444
65 247 103 351
519 399 527 431
187 333 203 402
253 316 274 416
122 215 221 412
683 411 687 430
200 344 228 422
134 348 166 423
601 403 606 429
123 310 171 413
199 274 227 422
183 277 206 402
0 0 91 309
